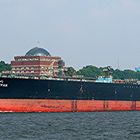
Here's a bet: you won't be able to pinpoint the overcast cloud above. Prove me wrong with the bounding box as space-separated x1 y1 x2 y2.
0 0 140 70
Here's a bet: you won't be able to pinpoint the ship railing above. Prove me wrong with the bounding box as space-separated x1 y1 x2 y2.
0 73 97 83
1 74 140 84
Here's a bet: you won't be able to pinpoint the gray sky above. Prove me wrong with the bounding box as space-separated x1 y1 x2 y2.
0 0 140 70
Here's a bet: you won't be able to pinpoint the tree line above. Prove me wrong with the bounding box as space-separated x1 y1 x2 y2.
1 60 140 80
65 66 140 80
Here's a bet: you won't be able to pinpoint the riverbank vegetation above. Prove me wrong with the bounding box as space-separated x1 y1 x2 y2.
66 65 140 80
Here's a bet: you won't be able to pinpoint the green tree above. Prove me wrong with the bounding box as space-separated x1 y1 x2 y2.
77 65 103 78
65 67 76 77
0 61 11 72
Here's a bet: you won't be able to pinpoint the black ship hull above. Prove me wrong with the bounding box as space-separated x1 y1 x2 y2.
0 77 140 101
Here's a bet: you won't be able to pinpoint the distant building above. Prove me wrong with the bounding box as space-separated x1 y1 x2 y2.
11 47 65 76
135 67 140 72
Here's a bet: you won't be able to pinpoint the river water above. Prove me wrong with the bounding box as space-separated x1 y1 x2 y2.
0 112 140 140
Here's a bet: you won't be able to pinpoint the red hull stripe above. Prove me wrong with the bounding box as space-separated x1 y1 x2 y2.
0 99 139 112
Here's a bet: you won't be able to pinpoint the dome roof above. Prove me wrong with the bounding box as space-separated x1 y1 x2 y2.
25 47 51 56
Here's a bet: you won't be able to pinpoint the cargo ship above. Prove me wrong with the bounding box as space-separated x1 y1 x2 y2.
0 47 140 112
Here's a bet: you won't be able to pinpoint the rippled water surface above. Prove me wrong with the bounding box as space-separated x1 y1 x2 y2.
0 112 140 140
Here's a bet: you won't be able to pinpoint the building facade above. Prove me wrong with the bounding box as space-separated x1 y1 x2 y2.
11 47 65 77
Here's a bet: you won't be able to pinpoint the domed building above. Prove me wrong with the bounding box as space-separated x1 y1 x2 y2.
11 47 65 77
25 47 51 56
